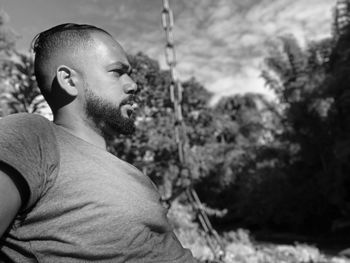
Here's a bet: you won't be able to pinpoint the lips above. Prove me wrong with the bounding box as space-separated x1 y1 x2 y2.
121 102 138 118
120 95 140 118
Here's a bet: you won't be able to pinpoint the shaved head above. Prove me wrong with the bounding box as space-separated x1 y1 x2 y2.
32 23 112 107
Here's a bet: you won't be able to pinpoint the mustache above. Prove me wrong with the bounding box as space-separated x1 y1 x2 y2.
120 94 140 106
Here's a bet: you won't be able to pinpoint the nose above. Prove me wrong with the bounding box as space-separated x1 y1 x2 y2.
122 75 138 94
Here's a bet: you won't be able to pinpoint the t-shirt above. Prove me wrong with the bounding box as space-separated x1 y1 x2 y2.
0 113 196 262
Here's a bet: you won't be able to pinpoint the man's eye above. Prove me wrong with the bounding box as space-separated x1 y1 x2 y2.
111 70 123 77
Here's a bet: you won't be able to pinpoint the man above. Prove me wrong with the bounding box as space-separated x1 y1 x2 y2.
0 23 196 262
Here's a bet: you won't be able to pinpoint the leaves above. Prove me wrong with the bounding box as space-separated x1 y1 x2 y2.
0 51 50 117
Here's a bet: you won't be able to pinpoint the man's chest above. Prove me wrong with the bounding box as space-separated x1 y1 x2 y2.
22 154 170 247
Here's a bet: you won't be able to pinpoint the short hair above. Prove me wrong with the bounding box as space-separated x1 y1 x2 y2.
31 23 112 107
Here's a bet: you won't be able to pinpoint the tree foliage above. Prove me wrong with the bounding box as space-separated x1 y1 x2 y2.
193 0 350 234
108 53 219 199
0 11 47 117
237 0 350 233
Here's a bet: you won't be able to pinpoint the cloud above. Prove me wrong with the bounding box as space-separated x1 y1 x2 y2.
3 0 335 103
76 0 335 102
77 1 136 22
76 0 164 54
160 0 335 101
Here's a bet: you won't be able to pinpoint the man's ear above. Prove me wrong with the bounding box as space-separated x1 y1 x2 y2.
56 65 79 97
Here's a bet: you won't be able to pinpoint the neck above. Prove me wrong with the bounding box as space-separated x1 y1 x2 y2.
53 108 107 150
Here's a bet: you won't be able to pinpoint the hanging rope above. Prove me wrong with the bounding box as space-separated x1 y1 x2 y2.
161 0 225 261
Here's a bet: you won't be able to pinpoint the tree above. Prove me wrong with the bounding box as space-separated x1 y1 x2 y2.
0 10 16 52
0 11 48 118
325 0 350 226
254 0 350 232
108 53 219 199
195 93 280 229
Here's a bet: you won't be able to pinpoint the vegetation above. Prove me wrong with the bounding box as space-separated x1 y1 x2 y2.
2 1 350 262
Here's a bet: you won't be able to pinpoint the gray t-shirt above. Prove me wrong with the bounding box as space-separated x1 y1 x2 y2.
0 113 195 262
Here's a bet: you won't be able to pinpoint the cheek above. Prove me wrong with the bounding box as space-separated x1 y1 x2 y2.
85 74 115 94
83 69 126 101
105 80 125 97
101 84 125 106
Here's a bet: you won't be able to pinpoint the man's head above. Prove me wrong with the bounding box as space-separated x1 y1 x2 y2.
32 23 138 135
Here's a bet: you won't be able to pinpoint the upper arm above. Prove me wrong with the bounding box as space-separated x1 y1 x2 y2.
0 113 59 212
0 164 22 237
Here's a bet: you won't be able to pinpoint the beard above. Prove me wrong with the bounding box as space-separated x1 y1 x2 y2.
84 88 136 137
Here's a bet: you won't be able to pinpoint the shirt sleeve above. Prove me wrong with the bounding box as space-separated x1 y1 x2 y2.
0 113 60 212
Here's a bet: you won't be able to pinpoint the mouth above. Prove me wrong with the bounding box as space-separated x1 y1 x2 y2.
121 103 138 118
120 95 140 118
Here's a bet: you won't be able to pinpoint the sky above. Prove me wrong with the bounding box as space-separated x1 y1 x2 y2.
0 0 336 103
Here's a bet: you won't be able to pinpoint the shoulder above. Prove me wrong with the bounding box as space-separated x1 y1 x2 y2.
0 113 58 156
0 112 51 127
0 113 60 212
0 113 53 136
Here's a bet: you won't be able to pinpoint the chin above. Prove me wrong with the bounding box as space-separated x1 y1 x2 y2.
99 119 136 139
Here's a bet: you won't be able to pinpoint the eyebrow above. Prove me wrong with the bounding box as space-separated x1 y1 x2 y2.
107 62 132 75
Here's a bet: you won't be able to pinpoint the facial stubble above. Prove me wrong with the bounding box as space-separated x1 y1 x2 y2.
84 88 136 137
